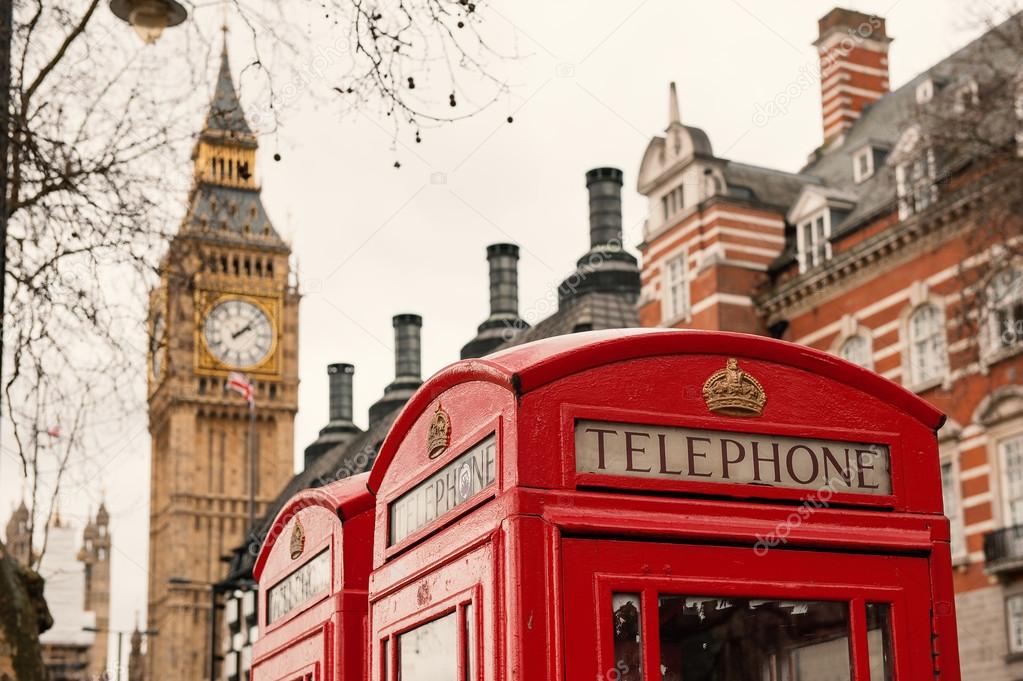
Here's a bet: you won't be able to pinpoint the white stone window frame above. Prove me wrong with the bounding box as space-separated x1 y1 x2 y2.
1008 594 1023 655
895 149 938 220
659 245 692 326
916 78 934 105
830 315 874 371
939 451 967 564
795 208 832 274
899 284 950 393
1000 432 1023 530
838 334 874 370
660 184 686 223
981 266 1023 366
852 147 874 184
973 387 1023 535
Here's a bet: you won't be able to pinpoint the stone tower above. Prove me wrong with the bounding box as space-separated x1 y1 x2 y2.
144 41 299 681
4 499 32 565
128 621 145 681
79 504 110 679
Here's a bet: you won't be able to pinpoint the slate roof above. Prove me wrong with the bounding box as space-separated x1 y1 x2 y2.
722 161 820 211
771 14 1023 272
497 291 640 349
183 184 284 245
224 407 400 582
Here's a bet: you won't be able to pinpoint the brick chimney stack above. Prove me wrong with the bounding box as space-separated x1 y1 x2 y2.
814 7 891 146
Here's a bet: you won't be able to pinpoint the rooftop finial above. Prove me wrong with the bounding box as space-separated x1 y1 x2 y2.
668 81 681 127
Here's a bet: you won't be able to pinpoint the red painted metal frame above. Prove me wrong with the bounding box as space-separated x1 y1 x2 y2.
361 330 956 681
252 473 374 681
563 539 933 681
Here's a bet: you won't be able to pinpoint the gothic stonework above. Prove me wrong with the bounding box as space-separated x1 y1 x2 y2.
144 43 298 681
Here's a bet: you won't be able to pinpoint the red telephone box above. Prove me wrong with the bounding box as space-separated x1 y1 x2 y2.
252 472 374 681
367 329 960 681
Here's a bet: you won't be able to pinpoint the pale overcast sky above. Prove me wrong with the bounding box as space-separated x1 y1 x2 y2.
0 0 1013 672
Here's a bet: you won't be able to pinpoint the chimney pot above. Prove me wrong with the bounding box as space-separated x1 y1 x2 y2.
392 314 422 381
486 243 520 318
585 167 624 248
327 363 354 423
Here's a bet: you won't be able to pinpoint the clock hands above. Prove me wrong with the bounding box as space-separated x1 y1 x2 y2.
232 321 254 340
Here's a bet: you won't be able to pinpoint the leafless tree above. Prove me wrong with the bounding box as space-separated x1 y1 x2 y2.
896 7 1023 360
3 0 512 567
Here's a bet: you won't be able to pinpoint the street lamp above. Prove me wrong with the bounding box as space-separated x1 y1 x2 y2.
83 625 158 681
109 0 188 45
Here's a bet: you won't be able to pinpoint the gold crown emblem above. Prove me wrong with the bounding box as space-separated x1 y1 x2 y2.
289 518 305 560
702 358 766 417
427 404 451 459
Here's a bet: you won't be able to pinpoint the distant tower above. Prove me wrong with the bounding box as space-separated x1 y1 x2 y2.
4 499 32 565
79 503 111 679
128 619 145 681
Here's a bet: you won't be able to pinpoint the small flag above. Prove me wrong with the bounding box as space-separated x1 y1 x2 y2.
227 372 255 408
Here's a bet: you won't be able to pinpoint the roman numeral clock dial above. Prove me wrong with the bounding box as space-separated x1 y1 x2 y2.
203 298 275 369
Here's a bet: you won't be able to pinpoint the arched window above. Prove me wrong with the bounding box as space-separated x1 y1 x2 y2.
839 335 873 369
908 304 948 385
988 267 1023 352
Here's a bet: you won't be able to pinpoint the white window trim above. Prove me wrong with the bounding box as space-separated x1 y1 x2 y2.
853 147 874 184
1007 594 1023 655
795 209 832 274
999 432 1023 530
836 332 875 370
981 267 1023 365
896 149 938 220
662 250 691 324
916 78 934 104
939 448 967 564
899 295 950 393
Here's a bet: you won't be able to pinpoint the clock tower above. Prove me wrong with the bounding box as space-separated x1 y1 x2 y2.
145 43 298 681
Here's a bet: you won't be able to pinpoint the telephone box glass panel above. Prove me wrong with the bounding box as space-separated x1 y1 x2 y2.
398 612 457 680
657 596 851 681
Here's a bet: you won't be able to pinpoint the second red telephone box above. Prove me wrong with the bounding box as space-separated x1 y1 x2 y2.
252 472 374 681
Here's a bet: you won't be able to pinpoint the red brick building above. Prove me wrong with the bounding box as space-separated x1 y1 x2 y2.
638 8 1023 681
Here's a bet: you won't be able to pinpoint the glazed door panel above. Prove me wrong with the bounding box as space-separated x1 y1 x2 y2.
563 539 933 681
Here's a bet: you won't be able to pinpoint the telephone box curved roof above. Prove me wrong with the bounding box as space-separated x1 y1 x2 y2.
253 471 373 581
367 329 945 493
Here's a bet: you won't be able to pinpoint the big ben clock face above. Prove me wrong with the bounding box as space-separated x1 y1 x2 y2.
203 299 275 368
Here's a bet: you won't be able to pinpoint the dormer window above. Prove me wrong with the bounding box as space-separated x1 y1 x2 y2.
796 210 831 273
660 184 685 222
916 78 934 104
895 150 937 219
853 147 874 183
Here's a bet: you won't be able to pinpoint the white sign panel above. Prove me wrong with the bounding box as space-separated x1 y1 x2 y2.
389 434 498 546
267 549 330 623
575 420 890 495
